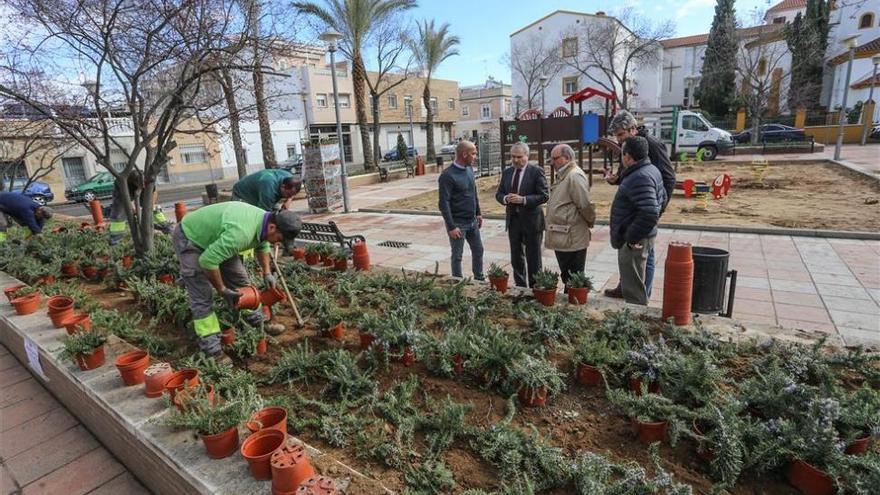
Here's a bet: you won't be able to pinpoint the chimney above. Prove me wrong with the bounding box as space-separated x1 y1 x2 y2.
596 11 605 16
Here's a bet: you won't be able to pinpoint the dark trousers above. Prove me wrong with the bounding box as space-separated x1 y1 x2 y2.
555 249 587 291
508 216 543 287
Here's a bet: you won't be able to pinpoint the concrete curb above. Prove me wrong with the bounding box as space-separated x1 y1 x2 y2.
355 208 880 240
0 271 391 495
830 158 880 181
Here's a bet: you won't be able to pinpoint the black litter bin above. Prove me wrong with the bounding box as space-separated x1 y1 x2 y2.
691 247 737 317
436 156 444 168
205 183 219 201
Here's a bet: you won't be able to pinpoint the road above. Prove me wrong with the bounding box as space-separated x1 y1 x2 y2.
51 180 235 217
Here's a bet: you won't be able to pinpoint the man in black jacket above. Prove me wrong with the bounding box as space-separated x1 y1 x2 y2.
495 142 549 287
438 140 484 280
610 136 666 305
604 110 676 300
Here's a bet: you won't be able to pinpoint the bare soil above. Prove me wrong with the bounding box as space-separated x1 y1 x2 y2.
377 161 880 232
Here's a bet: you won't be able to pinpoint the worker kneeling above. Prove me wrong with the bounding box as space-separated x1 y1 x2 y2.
172 202 302 364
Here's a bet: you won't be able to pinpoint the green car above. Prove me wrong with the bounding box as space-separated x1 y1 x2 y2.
65 172 116 203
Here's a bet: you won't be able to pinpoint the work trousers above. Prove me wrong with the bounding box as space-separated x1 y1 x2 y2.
617 236 656 306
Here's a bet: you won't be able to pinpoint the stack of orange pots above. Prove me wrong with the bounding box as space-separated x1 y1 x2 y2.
662 242 694 326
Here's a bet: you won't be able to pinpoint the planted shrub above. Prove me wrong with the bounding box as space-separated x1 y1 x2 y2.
532 269 559 290
509 354 566 401
567 271 593 289
487 263 508 279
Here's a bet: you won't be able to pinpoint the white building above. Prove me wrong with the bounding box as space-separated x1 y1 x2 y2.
824 2 880 122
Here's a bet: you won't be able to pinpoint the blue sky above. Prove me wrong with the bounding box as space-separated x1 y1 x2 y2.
413 0 772 86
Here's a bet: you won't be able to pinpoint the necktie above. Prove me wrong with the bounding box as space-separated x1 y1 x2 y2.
512 167 522 195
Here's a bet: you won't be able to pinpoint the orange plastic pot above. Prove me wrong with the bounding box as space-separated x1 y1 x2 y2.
61 263 78 277
163 368 200 400
634 419 668 444
489 276 508 294
399 346 415 366
36 275 55 286
75 346 106 371
305 253 320 265
333 258 347 272
352 252 370 271
662 242 694 326
296 476 341 495
568 287 588 305
174 202 187 222
628 377 660 395
263 305 272 321
64 313 93 335
143 362 174 398
115 349 150 386
11 293 41 315
576 363 603 386
271 444 315 493
352 241 368 256
122 255 133 268
518 386 548 407
88 200 105 225
81 265 98 280
256 338 268 355
359 332 375 349
666 241 694 263
291 247 306 260
236 285 261 310
247 406 289 435
845 435 872 455
4 284 27 302
532 288 556 307
787 459 834 495
260 287 287 307
221 328 236 345
201 426 238 459
452 354 464 374
47 295 74 313
322 256 334 267
158 274 175 285
323 323 344 341
97 269 110 281
240 428 286 480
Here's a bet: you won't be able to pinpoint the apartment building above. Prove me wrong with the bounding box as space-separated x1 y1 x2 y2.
457 77 512 140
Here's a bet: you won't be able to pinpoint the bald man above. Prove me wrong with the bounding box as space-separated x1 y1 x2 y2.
438 140 484 280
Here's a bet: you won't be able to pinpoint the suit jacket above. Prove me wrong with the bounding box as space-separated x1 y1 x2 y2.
495 163 549 232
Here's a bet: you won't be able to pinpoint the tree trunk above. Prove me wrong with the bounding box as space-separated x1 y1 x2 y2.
371 92 381 166
423 83 435 161
351 55 374 170
221 68 248 179
249 0 276 169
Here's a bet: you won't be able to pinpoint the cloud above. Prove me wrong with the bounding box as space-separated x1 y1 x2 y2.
675 0 716 20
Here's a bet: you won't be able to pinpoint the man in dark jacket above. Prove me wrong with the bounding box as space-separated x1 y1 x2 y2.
439 140 484 280
610 136 666 305
495 142 549 287
0 191 53 242
604 110 676 300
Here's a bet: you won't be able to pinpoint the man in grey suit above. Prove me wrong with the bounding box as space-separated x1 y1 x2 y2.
495 142 549 287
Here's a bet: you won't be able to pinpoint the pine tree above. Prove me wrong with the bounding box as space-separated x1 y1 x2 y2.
697 0 738 117
785 0 831 111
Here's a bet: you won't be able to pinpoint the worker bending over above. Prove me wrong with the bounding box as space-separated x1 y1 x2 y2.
0 191 53 242
232 168 301 212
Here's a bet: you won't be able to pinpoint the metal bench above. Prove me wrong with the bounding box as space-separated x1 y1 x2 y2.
298 221 366 252
378 161 415 182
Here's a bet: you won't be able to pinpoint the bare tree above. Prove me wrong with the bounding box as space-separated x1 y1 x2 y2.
562 8 674 109
736 21 790 144
505 33 562 111
0 0 255 255
0 117 74 196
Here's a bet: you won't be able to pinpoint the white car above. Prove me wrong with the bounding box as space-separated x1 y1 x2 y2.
439 142 457 154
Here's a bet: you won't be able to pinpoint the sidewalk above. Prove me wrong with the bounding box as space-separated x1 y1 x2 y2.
306 211 880 347
0 344 151 495
719 143 880 177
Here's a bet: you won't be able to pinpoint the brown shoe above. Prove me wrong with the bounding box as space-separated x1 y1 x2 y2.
211 351 233 366
266 323 286 336
604 286 623 299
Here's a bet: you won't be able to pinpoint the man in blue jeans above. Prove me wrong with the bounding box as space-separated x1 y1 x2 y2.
438 140 484 280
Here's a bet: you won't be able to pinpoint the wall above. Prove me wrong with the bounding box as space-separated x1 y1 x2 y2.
218 119 307 178
165 119 224 184
804 123 866 144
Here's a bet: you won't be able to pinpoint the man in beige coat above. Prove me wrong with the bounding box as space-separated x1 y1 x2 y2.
545 144 596 290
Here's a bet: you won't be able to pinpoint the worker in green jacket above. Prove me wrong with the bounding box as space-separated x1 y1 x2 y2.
232 169 301 212
172 202 302 363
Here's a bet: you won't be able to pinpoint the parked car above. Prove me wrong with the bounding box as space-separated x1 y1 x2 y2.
279 156 303 179
8 178 54 205
439 142 457 155
871 124 880 140
734 124 806 144
65 171 116 202
383 147 417 161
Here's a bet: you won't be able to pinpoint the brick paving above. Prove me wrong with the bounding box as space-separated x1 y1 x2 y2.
0 344 151 495
719 143 880 176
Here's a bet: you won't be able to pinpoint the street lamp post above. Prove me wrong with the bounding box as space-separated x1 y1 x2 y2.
538 75 548 116
859 55 880 146
834 35 860 161
514 95 522 118
319 29 350 213
407 101 415 151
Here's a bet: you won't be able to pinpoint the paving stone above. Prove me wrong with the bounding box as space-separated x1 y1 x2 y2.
774 303 833 324
810 272 861 287
1 390 58 433
771 290 823 307
0 408 79 459
731 300 775 317
0 366 32 389
0 379 46 409
85 472 151 495
734 313 777 326
777 319 835 334
0 353 20 372
736 276 770 289
828 310 879 332
821 295 879 313
5 427 100 486
20 446 125 495
815 283 872 300
736 287 773 301
2 463 19 495
768 279 818 294
839 327 880 347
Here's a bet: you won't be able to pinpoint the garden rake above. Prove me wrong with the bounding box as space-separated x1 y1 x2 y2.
271 245 304 327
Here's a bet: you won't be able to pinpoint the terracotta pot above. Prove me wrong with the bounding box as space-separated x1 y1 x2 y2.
352 252 370 271
173 384 215 412
158 274 175 285
576 363 603 386
662 242 693 326
64 313 92 335
518 386 548 407
75 346 106 371
61 263 78 277
260 287 287 307
305 253 320 265
143 362 174 398
11 293 41 315
634 419 668 444
324 323 344 341
352 241 368 256
358 332 375 350
247 407 289 435
333 258 347 272
115 349 151 386
845 435 872 455
255 338 268 355
240 428 286 480
201 426 238 459
296 476 341 495
452 354 464 374
97 268 110 281
263 305 272 321
47 295 75 318
628 377 660 395
4 284 27 302
221 328 236 345
666 241 694 263
174 202 187 222
787 459 835 495
163 368 200 400
568 287 589 305
81 265 98 280
292 247 306 260
489 276 508 294
532 288 556 307
51 225 67 234
399 346 416 366
322 256 334 267
271 444 315 493
236 285 261 310
88 200 105 225
122 255 133 268
36 275 55 286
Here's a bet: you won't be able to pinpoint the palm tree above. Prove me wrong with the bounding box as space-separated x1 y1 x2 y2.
294 0 417 171
409 20 459 162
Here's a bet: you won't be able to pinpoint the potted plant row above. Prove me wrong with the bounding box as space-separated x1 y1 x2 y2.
566 271 594 305
532 269 559 307
60 330 107 371
487 263 509 294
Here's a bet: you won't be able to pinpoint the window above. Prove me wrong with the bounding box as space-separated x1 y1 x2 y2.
180 144 208 164
404 95 413 116
772 17 785 24
504 99 511 117
316 93 327 107
430 97 438 113
388 94 397 109
333 94 351 108
563 76 579 95
61 157 86 187
462 105 469 117
481 103 491 119
110 149 128 172
682 115 708 132
287 145 298 158
447 98 455 109
562 37 578 57
859 13 874 29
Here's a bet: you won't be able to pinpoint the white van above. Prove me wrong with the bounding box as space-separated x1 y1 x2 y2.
638 108 734 161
